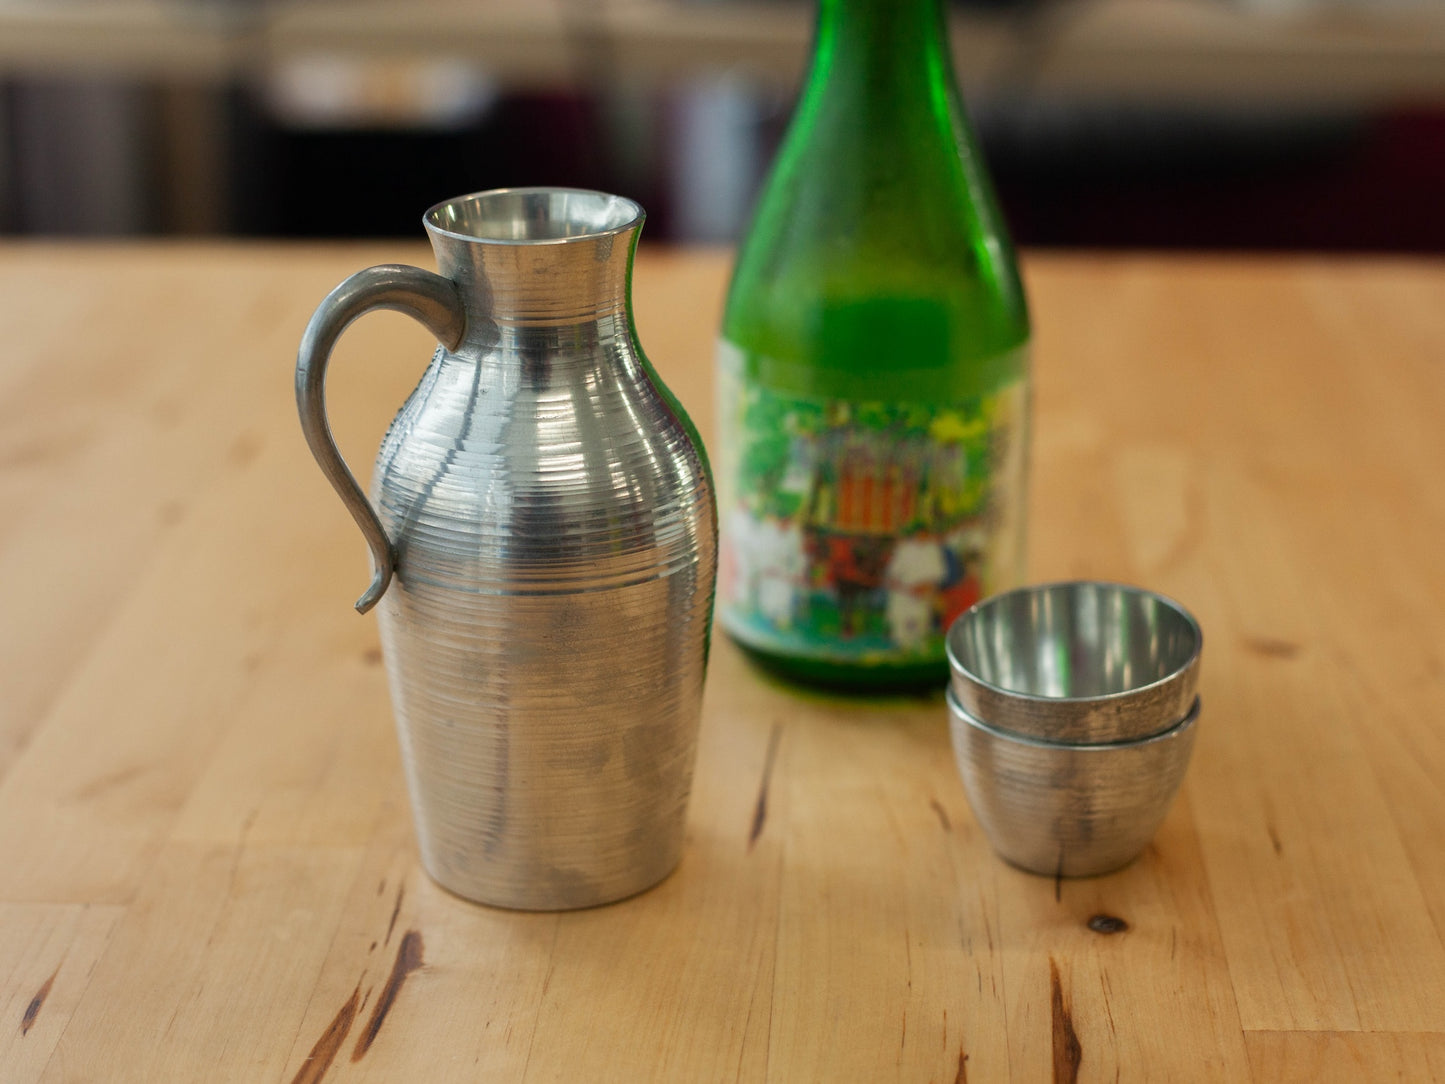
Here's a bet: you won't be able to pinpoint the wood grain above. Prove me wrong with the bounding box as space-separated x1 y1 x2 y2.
0 244 1442 1081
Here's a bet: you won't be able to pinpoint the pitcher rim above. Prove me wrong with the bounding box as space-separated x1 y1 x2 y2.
423 187 646 247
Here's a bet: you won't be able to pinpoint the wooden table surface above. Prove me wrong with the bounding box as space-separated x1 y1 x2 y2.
1 243 1443 1082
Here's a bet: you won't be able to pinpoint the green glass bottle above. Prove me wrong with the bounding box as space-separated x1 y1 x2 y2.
716 0 1031 691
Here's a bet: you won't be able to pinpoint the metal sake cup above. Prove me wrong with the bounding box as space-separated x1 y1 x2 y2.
947 688 1200 877
945 581 1202 744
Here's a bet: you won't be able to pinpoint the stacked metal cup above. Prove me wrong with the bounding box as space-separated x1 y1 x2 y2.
945 581 1203 878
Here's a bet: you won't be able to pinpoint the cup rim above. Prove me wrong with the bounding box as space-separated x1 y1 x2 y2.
945 579 1203 709
946 685 1201 750
422 186 645 246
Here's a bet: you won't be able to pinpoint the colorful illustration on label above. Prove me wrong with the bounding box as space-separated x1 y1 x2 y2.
716 342 1027 664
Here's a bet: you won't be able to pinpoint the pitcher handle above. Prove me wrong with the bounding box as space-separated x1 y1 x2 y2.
296 264 467 614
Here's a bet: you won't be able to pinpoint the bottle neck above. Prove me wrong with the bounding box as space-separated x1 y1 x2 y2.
431 231 634 333
810 0 954 105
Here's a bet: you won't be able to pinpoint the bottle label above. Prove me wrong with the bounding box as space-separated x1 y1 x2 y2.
715 340 1028 665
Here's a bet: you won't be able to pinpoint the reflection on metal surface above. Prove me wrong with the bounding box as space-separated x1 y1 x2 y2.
946 579 1201 743
948 689 1199 878
297 188 718 910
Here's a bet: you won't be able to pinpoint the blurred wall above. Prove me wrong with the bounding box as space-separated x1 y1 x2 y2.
1 0 1443 249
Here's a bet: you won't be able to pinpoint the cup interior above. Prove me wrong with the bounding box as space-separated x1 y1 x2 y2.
424 188 643 243
948 581 1200 702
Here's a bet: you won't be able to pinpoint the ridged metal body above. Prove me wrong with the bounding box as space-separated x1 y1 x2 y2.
297 189 717 910
948 690 1199 877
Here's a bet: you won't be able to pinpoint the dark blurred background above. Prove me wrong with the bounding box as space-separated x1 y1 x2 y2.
1 0 1442 250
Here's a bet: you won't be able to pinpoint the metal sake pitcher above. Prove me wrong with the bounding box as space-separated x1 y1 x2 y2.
296 188 718 910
